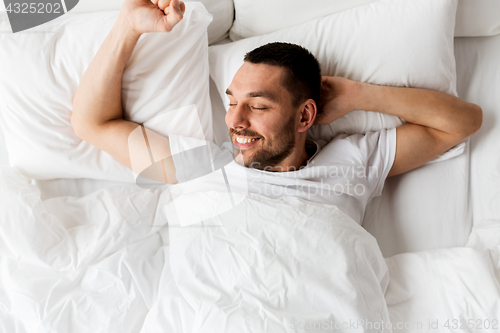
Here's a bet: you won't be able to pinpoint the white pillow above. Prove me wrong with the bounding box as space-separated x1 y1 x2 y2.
455 0 500 37
0 3 213 182
230 0 375 41
229 0 499 40
210 0 458 143
69 0 234 44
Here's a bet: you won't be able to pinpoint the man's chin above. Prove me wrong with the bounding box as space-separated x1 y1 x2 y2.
234 152 257 169
234 154 245 166
233 149 270 170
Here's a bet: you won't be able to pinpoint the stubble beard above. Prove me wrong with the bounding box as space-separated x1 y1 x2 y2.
230 114 296 171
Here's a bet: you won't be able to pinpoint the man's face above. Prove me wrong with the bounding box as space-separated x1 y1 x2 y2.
225 62 300 170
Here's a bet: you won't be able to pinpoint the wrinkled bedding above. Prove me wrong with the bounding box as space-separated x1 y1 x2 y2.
0 167 391 332
1 166 500 332
0 167 168 332
1 29 500 333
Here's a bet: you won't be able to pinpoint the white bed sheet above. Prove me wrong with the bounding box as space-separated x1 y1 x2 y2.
383 34 500 329
0 128 8 166
34 178 140 201
385 227 500 331
454 34 500 227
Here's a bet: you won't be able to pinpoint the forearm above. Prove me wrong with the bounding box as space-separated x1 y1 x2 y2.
355 83 482 137
72 14 141 133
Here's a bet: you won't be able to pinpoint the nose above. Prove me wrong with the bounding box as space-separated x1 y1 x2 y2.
226 103 251 131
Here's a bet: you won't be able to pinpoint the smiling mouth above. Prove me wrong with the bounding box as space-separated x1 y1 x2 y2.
233 135 261 148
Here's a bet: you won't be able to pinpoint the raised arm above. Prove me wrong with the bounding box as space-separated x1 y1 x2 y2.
71 0 185 183
317 76 482 177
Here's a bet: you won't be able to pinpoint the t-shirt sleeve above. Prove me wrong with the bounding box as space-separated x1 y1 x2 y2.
346 128 397 201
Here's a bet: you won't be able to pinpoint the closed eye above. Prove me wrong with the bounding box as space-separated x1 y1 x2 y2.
228 104 267 111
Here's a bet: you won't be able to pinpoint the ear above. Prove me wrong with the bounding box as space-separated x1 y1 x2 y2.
297 99 317 133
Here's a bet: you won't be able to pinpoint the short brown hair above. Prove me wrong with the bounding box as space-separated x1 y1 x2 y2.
244 42 322 108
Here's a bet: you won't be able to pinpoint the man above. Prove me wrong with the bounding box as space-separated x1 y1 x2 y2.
71 0 482 225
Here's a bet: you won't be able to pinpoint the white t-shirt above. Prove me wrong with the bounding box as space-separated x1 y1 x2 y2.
167 128 397 225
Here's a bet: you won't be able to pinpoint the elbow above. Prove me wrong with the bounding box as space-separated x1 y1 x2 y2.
71 96 81 137
70 112 81 138
468 103 483 136
70 108 87 140
456 103 482 139
71 93 87 139
449 103 482 144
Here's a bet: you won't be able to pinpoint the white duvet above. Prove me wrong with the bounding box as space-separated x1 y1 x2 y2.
166 191 391 332
0 166 391 332
1 166 499 332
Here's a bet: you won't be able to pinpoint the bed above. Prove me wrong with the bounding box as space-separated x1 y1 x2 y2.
0 0 499 332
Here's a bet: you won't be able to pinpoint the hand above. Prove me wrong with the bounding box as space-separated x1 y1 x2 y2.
120 0 186 35
315 76 360 125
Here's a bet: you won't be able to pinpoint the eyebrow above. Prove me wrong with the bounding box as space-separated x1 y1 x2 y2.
225 89 279 103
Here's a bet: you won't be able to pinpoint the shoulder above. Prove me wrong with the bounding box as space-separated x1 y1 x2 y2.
311 133 362 166
342 129 396 161
344 129 395 149
311 129 396 165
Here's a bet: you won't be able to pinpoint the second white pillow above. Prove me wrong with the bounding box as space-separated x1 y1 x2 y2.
229 0 499 40
209 0 458 142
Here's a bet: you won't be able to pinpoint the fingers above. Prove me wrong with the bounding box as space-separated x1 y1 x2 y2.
170 0 185 14
158 0 184 32
178 1 186 15
149 0 185 33
157 0 185 13
157 0 170 10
